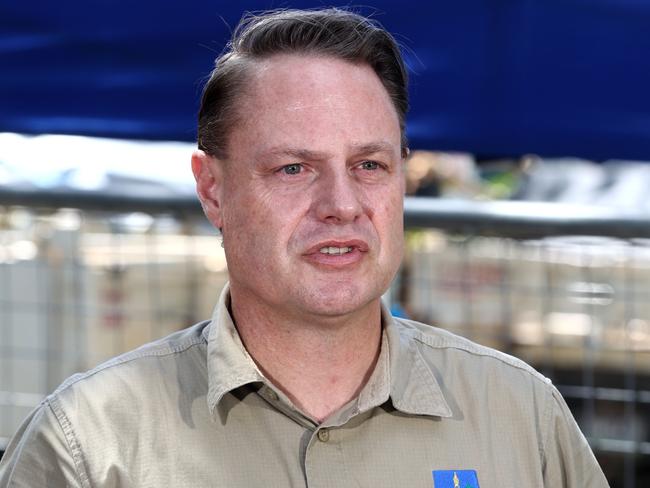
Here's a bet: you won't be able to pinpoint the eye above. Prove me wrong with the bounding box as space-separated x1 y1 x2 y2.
281 163 303 175
359 160 379 171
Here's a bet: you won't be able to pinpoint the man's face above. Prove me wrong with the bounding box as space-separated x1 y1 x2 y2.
201 54 405 320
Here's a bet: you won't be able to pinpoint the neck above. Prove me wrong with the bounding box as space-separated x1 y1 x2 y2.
230 289 382 423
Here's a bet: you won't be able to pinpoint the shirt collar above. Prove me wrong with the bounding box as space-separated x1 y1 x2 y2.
205 284 264 417
355 301 452 419
383 303 452 418
205 284 451 419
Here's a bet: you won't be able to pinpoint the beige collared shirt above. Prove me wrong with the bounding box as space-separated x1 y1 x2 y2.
0 286 608 487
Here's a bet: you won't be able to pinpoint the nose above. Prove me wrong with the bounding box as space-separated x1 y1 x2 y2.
313 168 364 224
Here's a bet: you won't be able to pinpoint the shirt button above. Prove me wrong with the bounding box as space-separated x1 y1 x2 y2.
267 389 279 402
317 428 330 443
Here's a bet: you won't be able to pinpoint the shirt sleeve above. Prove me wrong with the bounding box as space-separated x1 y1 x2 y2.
542 385 610 487
0 401 84 488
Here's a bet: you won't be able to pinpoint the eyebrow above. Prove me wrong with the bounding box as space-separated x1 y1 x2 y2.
267 147 330 161
349 141 396 155
265 141 397 160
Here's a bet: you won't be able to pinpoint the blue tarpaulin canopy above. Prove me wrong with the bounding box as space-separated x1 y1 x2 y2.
2 1 650 160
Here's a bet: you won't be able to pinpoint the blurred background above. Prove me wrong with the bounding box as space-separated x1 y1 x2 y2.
1 1 650 486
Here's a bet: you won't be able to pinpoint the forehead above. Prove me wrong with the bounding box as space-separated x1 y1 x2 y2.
228 54 401 156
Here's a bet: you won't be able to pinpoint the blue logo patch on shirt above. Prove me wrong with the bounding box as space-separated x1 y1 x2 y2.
432 470 480 488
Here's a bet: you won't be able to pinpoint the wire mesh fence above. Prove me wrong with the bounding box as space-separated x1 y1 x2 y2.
403 199 650 488
1 191 649 487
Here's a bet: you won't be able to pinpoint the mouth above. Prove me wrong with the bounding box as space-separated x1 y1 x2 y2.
305 239 369 255
303 239 369 267
319 246 353 255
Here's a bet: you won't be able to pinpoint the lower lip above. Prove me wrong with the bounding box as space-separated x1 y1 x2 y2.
303 248 365 268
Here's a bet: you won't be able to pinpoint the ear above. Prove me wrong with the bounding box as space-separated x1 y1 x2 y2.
191 150 224 229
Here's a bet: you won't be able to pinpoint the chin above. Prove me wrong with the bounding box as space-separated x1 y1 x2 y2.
297 285 382 318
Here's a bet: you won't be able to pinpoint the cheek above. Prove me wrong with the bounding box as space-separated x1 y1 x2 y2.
376 182 404 219
222 181 273 225
224 187 308 249
374 185 404 251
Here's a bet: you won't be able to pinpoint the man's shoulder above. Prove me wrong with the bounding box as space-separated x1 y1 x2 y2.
392 316 552 389
0 322 213 486
50 320 211 407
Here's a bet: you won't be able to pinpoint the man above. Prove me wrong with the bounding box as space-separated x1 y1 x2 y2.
0 8 608 487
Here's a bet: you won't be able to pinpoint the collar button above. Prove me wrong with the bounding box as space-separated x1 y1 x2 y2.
317 428 330 443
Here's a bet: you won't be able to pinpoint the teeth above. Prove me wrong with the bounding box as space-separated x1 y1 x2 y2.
319 246 352 255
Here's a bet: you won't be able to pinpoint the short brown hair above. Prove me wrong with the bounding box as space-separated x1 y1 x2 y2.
197 8 409 159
